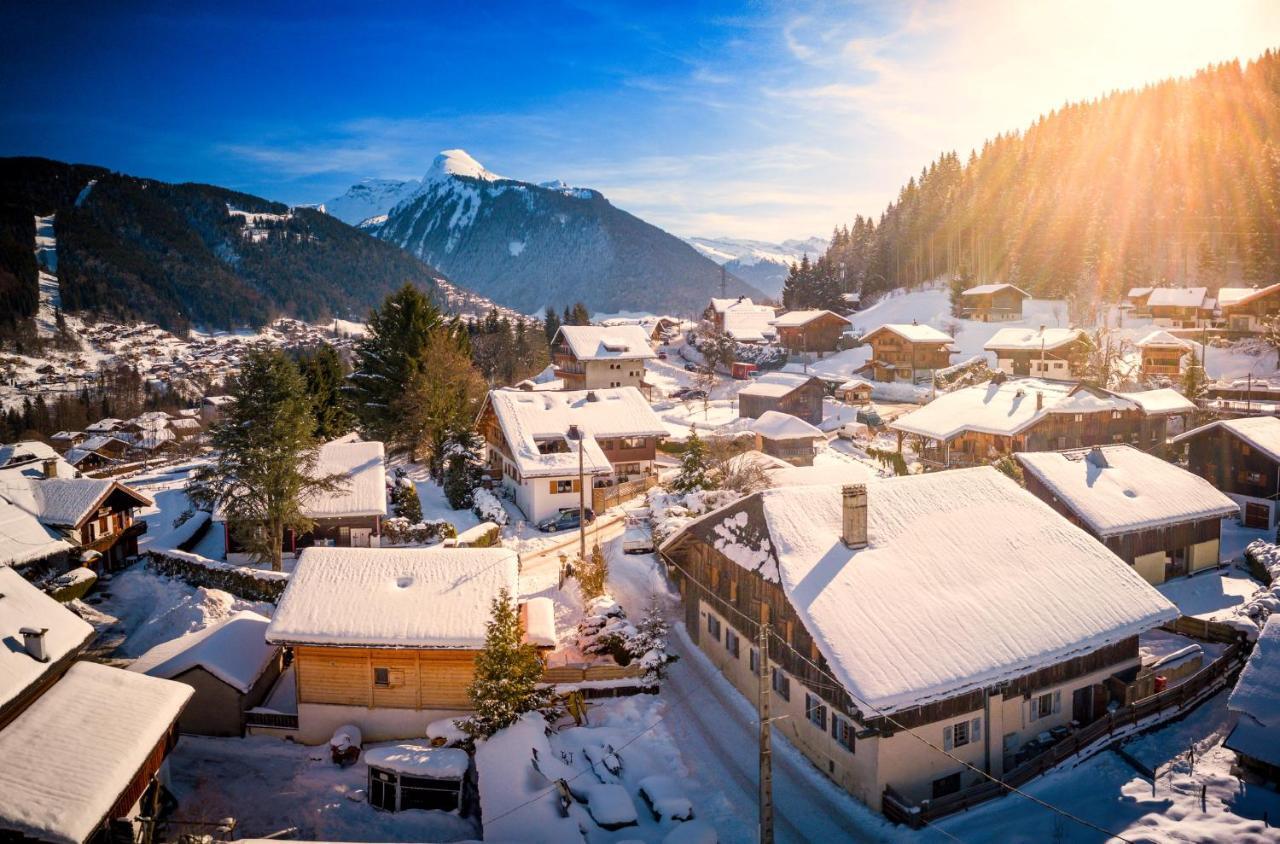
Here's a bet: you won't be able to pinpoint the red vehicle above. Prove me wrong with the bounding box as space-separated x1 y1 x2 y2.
730 361 758 380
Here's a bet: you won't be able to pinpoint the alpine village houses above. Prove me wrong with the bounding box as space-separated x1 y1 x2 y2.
1171 415 1280 529
957 283 1030 322
860 323 956 384
1016 445 1238 584
1218 283 1280 334
736 372 826 426
1137 330 1194 380
659 468 1177 815
550 324 656 398
768 309 851 353
478 386 668 523
983 327 1090 380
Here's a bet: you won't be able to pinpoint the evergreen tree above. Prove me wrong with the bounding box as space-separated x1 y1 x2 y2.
629 594 678 681
570 302 591 325
441 428 485 509
295 344 356 439
671 430 715 493
390 479 423 523
543 308 562 345
187 349 344 571
458 588 554 739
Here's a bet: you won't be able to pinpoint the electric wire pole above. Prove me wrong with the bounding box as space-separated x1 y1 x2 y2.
758 619 774 844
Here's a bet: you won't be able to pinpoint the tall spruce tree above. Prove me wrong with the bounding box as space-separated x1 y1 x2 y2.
671 430 715 493
459 588 554 738
295 344 356 439
441 428 485 509
187 349 344 571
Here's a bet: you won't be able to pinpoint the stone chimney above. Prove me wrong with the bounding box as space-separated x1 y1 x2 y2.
1035 391 1043 411
841 484 868 549
20 627 49 662
41 458 57 479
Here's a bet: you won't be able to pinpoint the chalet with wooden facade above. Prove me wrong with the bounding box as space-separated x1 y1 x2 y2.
551 325 655 397
1017 445 1237 584
221 437 387 562
737 372 825 425
659 469 1176 813
478 386 667 523
983 326 1090 380
1225 615 1280 782
1147 287 1214 329
890 378 1180 469
957 283 1029 322
1203 377 1280 418
706 297 777 339
0 567 192 844
1171 415 1280 529
835 377 873 405
1123 287 1154 317
1219 283 1280 334
860 323 955 384
1136 330 1193 380
748 411 826 466
265 546 523 744
769 310 851 353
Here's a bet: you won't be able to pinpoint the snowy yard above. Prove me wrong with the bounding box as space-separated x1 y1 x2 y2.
1158 564 1267 622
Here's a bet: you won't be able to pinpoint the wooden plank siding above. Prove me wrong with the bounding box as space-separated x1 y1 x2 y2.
738 380 825 425
1182 425 1280 500
295 646 476 710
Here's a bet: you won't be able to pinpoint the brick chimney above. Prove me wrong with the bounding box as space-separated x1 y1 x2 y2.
41 458 57 479
841 484 868 549
1035 391 1043 411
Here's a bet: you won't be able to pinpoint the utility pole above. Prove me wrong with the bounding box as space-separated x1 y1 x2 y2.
569 423 586 563
758 619 774 844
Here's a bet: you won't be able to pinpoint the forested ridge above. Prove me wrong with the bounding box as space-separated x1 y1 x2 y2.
823 52 1280 305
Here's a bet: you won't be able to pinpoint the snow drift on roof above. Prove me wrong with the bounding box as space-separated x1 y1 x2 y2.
1016 445 1238 537
749 411 824 440
1226 615 1280 767
737 371 817 399
1118 388 1195 415
130 611 276 693
983 326 1085 352
864 323 954 344
0 661 192 844
555 325 655 361
769 309 850 328
1172 416 1280 463
0 496 71 567
0 567 93 710
890 378 1077 440
1146 287 1208 308
1219 283 1280 310
960 283 1029 298
723 302 777 341
266 546 519 649
365 744 470 779
301 439 387 519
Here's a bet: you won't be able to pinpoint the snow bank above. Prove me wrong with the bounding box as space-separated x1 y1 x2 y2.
476 712 583 843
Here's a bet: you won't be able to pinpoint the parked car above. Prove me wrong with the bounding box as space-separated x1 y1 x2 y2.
837 421 869 440
683 389 708 401
537 508 596 533
683 361 702 372
669 387 691 399
657 350 668 359
622 515 654 554
855 408 884 428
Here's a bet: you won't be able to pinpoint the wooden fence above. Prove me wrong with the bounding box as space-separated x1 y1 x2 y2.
883 640 1247 828
244 709 299 731
592 475 658 513
542 662 644 684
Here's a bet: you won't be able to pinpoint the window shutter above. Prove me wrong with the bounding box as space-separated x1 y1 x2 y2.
548 480 556 494
1052 690 1061 714
971 718 982 743
1029 700 1037 722
943 725 954 751
573 479 581 492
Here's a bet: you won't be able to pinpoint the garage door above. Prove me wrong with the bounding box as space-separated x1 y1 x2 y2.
1245 502 1270 529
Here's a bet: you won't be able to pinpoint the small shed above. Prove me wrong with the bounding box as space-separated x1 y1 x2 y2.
748 411 826 467
130 611 282 736
366 744 472 813
737 372 825 425
835 378 873 405
1225 615 1280 783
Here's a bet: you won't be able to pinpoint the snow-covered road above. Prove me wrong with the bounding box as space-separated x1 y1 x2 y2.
603 535 896 843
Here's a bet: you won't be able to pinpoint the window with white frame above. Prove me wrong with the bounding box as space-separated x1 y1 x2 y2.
554 479 573 493
725 629 740 658
1029 690 1060 721
707 614 721 641
771 667 790 701
943 717 981 751
831 714 855 752
805 693 827 730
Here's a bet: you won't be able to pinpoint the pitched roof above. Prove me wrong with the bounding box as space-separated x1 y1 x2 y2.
1126 287 1153 299
1016 445 1238 536
0 661 192 844
0 497 71 567
737 371 820 399
0 567 93 711
1225 615 1280 768
769 309 851 328
266 546 519 649
484 387 668 479
301 439 387 519
862 323 954 345
130 611 277 694
983 326 1086 352
749 411 825 440
1146 287 1209 308
554 325 655 361
960 283 1030 298
1171 416 1280 462
722 303 778 342
1218 283 1280 310
1136 330 1193 349
1118 388 1195 415
664 468 1175 714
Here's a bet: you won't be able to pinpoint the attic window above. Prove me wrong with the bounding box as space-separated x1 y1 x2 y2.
536 438 570 455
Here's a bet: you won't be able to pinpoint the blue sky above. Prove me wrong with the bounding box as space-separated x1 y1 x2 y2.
3 1 1278 240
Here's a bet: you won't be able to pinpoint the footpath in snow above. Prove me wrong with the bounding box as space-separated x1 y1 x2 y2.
34 213 61 337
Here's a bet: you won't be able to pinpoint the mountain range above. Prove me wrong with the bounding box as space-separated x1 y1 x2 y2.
331 150 762 316
0 157 502 334
685 235 828 298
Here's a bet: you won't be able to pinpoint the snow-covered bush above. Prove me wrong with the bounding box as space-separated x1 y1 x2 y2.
629 595 678 681
688 330 786 368
576 596 638 664
472 487 508 526
1222 540 1280 638
389 479 423 523
380 517 456 546
648 487 742 545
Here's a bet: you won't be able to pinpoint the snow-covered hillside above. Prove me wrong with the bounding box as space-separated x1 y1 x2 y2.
685 235 828 297
321 178 422 226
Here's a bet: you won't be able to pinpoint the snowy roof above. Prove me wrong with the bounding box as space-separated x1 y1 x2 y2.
49 431 81 441
667 468 1176 713
84 418 123 432
364 744 470 779
554 325 655 361
983 326 1086 352
863 323 954 345
484 387 667 479
202 395 235 406
1171 416 1280 462
79 435 128 452
765 462 871 488
1016 446 1238 537
266 546 519 648
1226 616 1280 767
749 411 825 440
769 309 850 328
709 296 753 314
130 611 277 694
737 371 819 399
1118 388 1195 415
1126 287 1153 299
0 440 73 475
0 496 71 567
1136 330 1193 350
523 596 556 647
477 712 582 843
0 661 192 844
0 567 93 711
301 439 387 518
960 283 1030 298
723 303 778 341
1218 284 1280 310
891 379 1134 441
30 478 118 526
837 378 873 391
1146 287 1208 308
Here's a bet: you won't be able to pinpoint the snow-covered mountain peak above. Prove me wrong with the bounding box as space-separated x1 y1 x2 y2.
425 149 504 183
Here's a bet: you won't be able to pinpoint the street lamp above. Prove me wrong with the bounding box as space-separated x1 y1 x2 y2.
568 423 586 563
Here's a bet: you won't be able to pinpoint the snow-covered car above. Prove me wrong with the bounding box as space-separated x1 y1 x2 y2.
638 775 694 821
622 520 654 554
836 421 868 441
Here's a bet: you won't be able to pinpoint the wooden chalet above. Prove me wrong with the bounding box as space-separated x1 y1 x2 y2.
47 431 85 453
983 327 1090 380
1171 415 1280 529
737 372 825 425
748 411 825 466
835 378 873 405
659 470 1176 813
1123 287 1154 317
265 546 525 744
550 324 655 397
860 323 955 383
1017 445 1238 584
1218 283 1280 334
1136 330 1193 380
1225 615 1280 782
769 309 851 353
957 283 1029 322
1146 287 1213 329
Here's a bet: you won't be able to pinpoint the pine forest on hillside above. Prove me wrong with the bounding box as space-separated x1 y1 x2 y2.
824 52 1280 306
